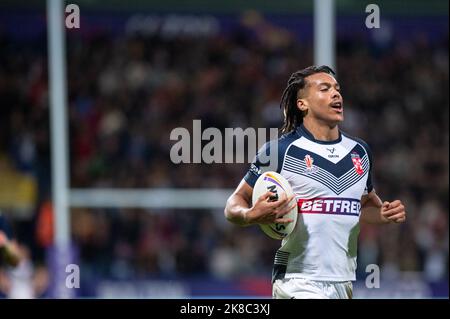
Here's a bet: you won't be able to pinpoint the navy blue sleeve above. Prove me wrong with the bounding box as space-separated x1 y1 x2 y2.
244 141 276 188
243 132 298 188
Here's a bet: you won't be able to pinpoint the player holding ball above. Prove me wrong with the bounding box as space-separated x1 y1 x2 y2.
224 65 406 299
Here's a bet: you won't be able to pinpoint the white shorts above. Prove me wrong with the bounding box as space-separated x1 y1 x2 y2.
273 277 353 299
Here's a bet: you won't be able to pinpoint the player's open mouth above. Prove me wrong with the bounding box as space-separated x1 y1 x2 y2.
330 101 343 112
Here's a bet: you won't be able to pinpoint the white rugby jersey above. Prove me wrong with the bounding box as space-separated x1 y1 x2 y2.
244 124 374 282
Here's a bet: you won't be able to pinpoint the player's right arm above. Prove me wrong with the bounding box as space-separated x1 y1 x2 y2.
224 179 295 227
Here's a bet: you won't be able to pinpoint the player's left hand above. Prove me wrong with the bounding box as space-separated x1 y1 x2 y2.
381 200 406 223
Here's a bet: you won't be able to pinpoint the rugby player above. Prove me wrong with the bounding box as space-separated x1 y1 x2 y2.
224 66 406 299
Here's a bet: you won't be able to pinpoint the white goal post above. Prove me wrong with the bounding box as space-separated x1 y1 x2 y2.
70 188 234 209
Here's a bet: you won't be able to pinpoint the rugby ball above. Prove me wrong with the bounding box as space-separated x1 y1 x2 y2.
252 171 298 240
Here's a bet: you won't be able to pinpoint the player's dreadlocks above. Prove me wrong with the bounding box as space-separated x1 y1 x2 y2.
280 65 335 133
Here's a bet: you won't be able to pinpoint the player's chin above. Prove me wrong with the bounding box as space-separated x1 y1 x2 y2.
327 114 344 124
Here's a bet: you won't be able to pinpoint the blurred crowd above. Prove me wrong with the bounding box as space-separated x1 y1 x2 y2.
0 13 448 297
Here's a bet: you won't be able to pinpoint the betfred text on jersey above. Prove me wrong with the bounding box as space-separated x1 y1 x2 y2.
298 198 361 216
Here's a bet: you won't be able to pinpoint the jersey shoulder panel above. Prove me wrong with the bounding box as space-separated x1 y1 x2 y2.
244 130 300 187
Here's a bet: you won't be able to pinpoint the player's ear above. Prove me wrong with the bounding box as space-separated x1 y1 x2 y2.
297 98 308 112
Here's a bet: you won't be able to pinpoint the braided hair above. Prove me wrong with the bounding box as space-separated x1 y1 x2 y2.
280 65 335 133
